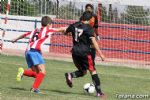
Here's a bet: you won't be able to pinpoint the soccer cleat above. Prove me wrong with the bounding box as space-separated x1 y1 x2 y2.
65 73 73 88
97 92 107 100
16 67 24 82
30 88 40 93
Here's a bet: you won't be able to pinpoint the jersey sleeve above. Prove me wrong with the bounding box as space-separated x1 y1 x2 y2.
46 28 58 35
87 27 94 39
65 24 75 35
23 32 31 37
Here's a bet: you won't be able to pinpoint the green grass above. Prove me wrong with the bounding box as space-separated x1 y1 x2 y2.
0 55 150 100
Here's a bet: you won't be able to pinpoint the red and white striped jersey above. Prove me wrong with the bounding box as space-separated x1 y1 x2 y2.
23 26 57 52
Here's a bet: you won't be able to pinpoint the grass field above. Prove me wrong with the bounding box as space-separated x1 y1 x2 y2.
0 55 150 100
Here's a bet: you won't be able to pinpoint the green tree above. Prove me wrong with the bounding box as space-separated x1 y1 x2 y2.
99 4 110 22
10 0 38 16
0 0 8 14
39 0 55 16
58 1 82 20
112 8 120 23
120 6 149 25
108 4 113 22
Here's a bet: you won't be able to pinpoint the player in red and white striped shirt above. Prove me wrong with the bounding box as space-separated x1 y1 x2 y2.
23 26 58 52
12 16 65 93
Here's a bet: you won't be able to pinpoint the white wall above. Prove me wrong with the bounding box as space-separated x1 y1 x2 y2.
0 15 55 52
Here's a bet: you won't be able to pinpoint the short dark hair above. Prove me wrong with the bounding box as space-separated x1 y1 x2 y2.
81 11 92 21
41 16 52 27
85 4 94 9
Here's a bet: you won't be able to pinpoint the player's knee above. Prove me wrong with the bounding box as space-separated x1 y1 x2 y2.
43 70 46 75
83 70 87 75
81 70 87 76
89 70 97 75
37 64 46 74
39 70 46 74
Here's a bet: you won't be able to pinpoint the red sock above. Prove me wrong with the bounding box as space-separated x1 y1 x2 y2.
23 70 37 78
32 72 45 89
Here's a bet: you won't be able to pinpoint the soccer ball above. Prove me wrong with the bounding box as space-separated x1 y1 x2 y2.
83 83 95 94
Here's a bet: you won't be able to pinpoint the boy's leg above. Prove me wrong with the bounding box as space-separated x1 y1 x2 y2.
16 51 36 81
70 70 87 78
26 50 45 92
22 51 37 78
90 71 107 99
90 71 102 95
70 54 87 78
87 54 106 98
32 64 45 90
65 54 87 88
16 67 37 81
90 48 96 66
23 69 37 78
65 70 87 88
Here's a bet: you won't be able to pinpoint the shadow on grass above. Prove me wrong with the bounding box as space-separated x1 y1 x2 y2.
9 87 28 91
41 89 93 96
8 87 96 98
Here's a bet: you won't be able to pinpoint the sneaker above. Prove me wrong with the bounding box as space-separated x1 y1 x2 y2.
16 67 24 81
65 73 73 88
97 92 107 100
30 88 40 93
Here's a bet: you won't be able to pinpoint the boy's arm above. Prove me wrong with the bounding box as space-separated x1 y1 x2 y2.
12 32 31 43
54 27 67 33
93 15 100 40
47 27 67 36
63 25 74 36
91 37 105 61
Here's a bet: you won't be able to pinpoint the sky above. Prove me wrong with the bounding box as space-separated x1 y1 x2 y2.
59 0 150 13
60 0 150 6
101 0 150 6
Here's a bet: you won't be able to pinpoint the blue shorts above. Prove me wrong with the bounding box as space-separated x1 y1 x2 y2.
25 49 45 68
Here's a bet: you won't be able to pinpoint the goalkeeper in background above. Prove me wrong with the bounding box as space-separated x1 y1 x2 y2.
80 4 99 40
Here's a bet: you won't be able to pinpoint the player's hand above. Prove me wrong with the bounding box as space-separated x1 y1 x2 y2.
11 39 17 43
97 50 105 61
96 35 100 40
100 54 105 61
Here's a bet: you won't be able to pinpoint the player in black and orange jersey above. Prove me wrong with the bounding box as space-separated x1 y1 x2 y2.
80 4 100 67
65 11 106 99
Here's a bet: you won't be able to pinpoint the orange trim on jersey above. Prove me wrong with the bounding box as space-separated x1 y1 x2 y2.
87 54 95 72
81 16 95 27
89 16 95 27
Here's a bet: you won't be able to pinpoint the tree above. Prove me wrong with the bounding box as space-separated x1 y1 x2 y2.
10 0 38 16
120 6 149 25
100 4 110 22
112 7 120 23
58 1 82 20
0 0 7 14
108 4 113 22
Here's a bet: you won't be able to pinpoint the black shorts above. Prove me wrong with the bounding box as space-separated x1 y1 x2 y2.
72 53 96 72
90 48 96 66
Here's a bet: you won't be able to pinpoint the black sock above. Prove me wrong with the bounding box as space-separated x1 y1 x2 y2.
91 74 102 94
70 71 84 78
